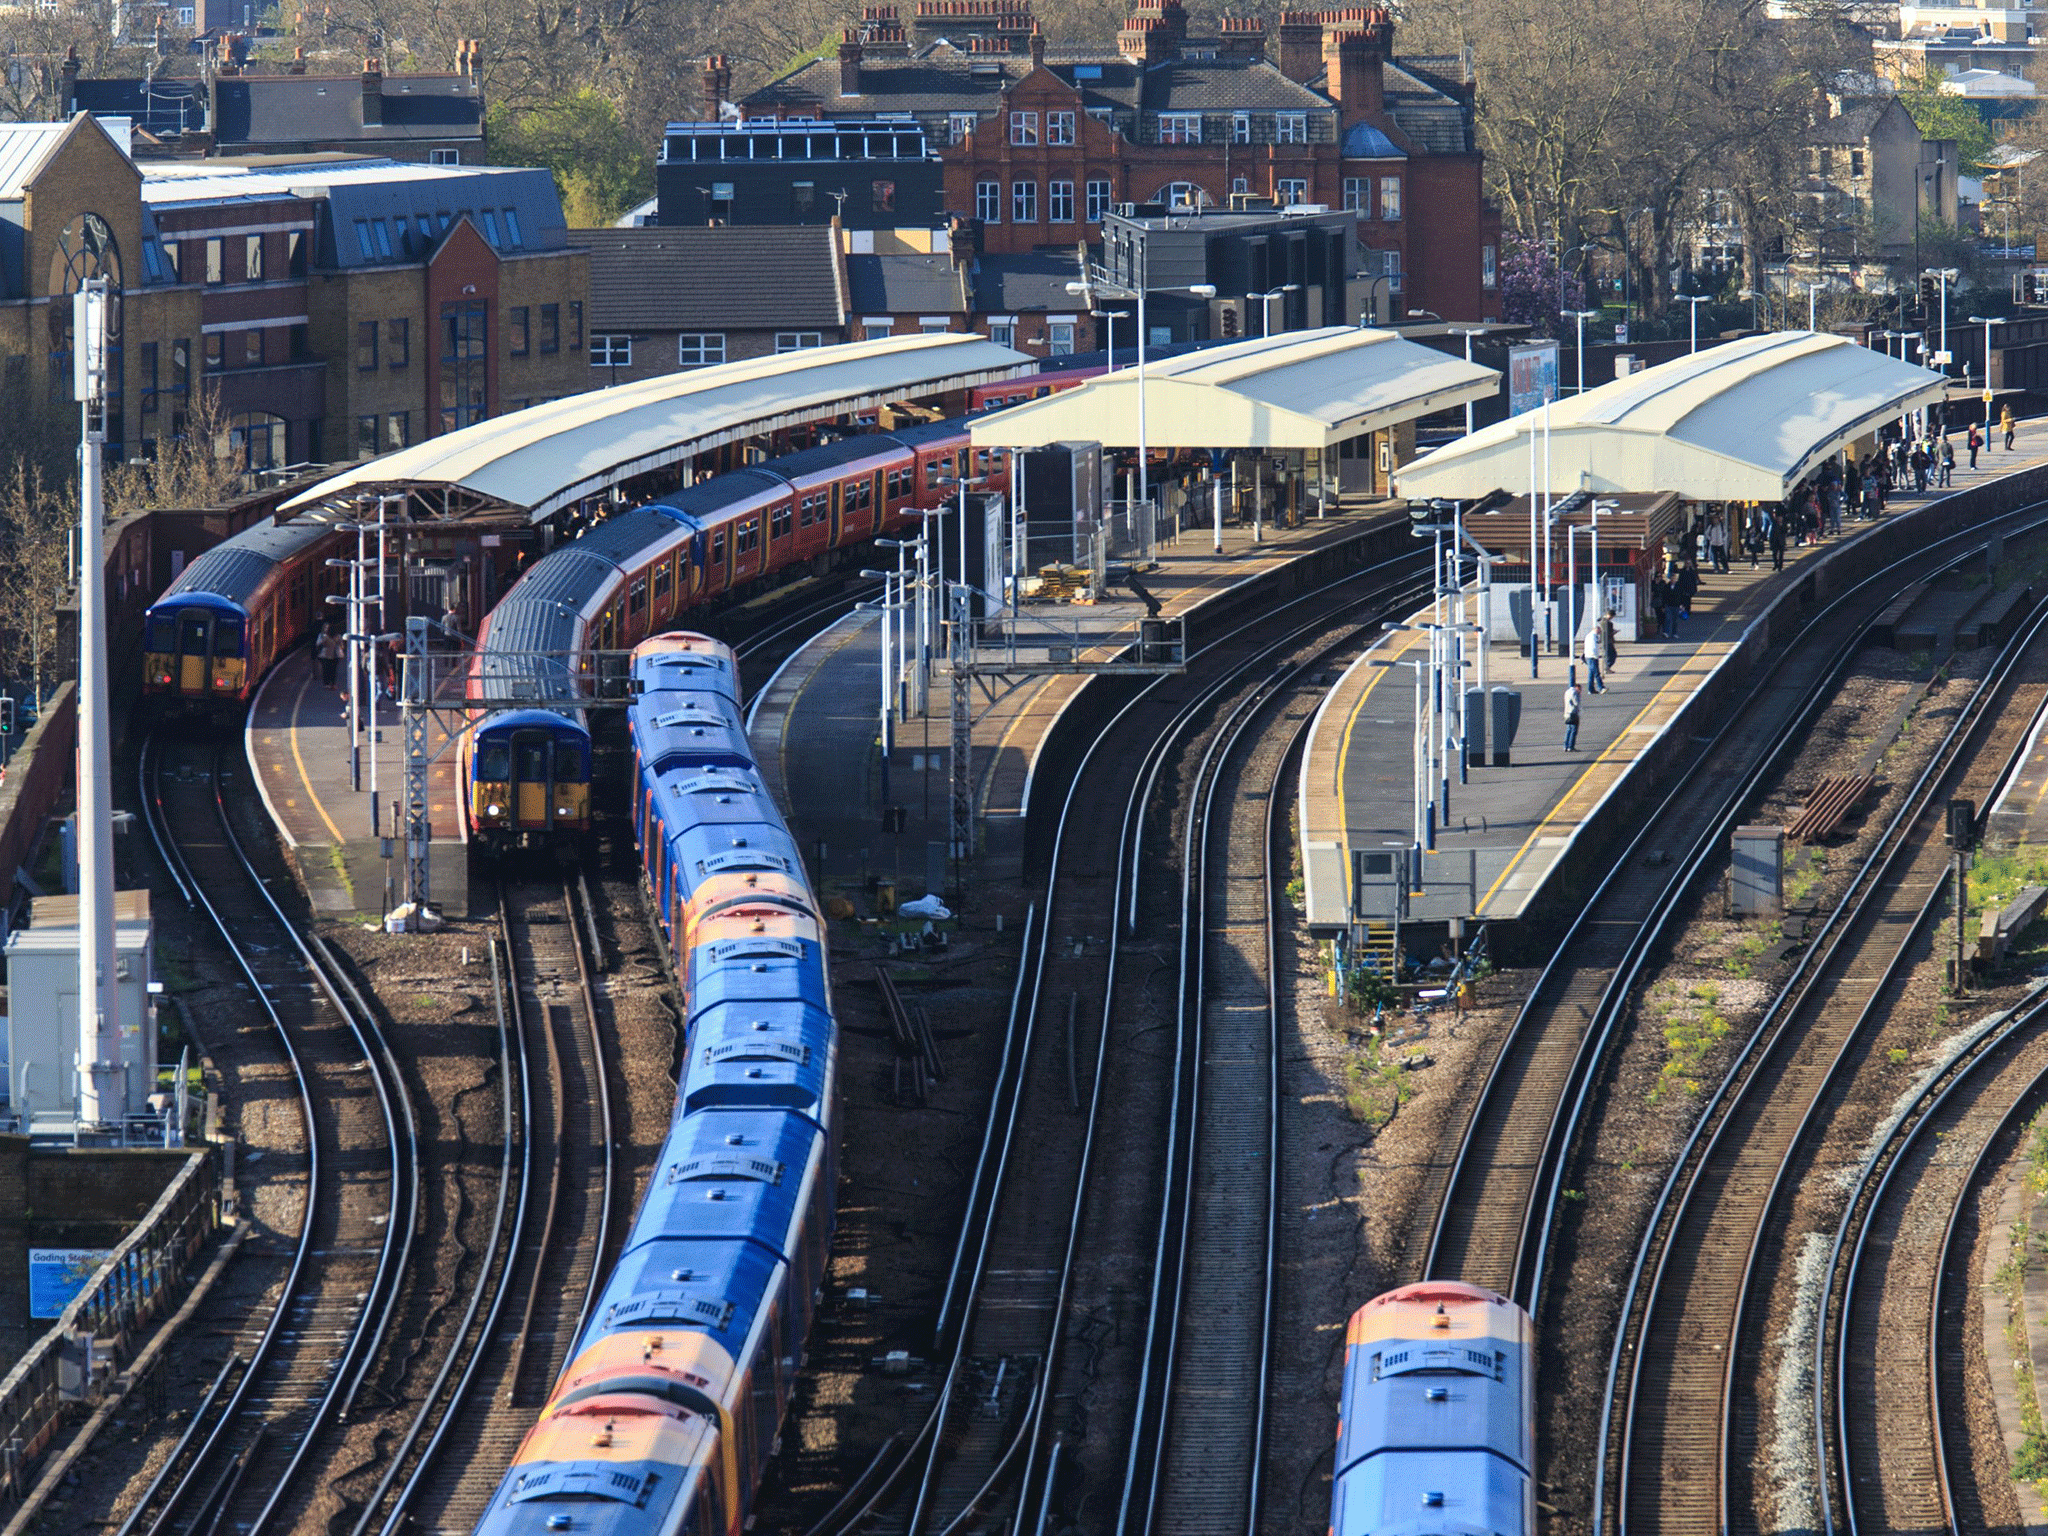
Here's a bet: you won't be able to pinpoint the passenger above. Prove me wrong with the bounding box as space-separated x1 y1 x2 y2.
318 622 345 700
1706 510 1730 574
1581 621 1605 693
1562 678 1582 752
1968 422 1983 470
1600 608 1618 671
1768 511 1787 572
1939 436 1955 488
2003 403 2018 451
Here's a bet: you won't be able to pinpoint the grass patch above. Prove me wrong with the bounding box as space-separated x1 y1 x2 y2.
1724 927 1773 979
1341 1035 1418 1132
1647 978 1732 1103
1969 842 2048 927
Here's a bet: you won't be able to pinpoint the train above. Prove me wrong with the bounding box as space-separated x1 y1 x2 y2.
472 632 835 1536
143 517 347 706
1331 1281 1536 1536
462 413 1010 847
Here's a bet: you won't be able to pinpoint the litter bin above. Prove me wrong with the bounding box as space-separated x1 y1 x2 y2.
1490 687 1522 767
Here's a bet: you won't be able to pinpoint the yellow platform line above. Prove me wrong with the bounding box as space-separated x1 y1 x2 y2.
288 671 348 844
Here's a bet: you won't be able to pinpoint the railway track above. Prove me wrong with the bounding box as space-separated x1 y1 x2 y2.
1423 509 2048 1315
1597 589 2048 1536
347 874 617 1536
127 734 418 1536
804 547 1434 1535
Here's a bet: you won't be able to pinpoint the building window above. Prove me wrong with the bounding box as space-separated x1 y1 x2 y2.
439 300 488 432
1009 110 1038 145
140 341 158 414
386 411 409 449
591 334 633 367
429 147 461 166
205 238 224 284
1232 111 1251 144
357 413 378 458
920 316 951 332
793 181 816 217
1047 320 1075 355
1087 178 1113 223
245 234 263 280
172 338 188 393
1276 112 1307 144
204 332 224 372
775 331 824 351
1850 149 1865 178
1277 178 1307 204
677 333 726 367
978 179 1001 223
1343 176 1368 214
1482 243 1497 289
872 179 896 213
1380 176 1402 220
863 318 893 339
502 208 523 247
948 112 976 144
1163 181 1205 210
161 241 182 282
1012 180 1038 223
388 317 409 369
1158 112 1201 144
1049 180 1075 223
510 306 529 356
540 304 560 354
1048 110 1076 145
1387 249 1404 291
244 329 263 366
356 320 378 371
989 319 1016 347
569 301 582 351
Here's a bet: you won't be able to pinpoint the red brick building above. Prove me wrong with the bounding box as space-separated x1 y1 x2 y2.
737 0 1501 323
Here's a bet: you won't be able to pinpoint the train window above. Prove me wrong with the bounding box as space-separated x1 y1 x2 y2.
799 492 826 528
516 741 548 780
770 503 791 540
735 520 760 556
886 465 914 501
630 578 648 614
711 530 727 565
846 477 871 514
146 614 177 651
477 742 512 779
180 617 210 655
654 560 673 600
217 617 244 656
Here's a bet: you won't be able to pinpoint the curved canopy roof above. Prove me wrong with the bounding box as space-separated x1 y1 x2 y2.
1394 331 1950 503
284 333 1029 523
968 327 1496 452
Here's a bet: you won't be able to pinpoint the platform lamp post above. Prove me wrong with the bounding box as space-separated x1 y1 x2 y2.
1368 650 1432 873
857 567 898 802
1969 315 1999 432
71 278 120 1129
1455 328 1485 436
1254 282 1300 337
1923 266 1959 376
1066 273 1216 514
1679 294 1711 354
325 553 365 793
1090 308 1118 371
1565 308 1600 394
877 535 925 716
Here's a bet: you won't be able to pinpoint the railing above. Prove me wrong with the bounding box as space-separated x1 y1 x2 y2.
0 1147 221 1508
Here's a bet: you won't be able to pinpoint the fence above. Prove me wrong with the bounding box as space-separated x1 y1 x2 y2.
0 1147 220 1507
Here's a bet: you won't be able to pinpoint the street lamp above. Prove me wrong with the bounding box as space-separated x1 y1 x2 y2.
1090 308 1118 370
1253 282 1300 337
1564 309 1599 394
1969 315 1999 431
1679 294 1711 354
1455 327 1485 436
1922 267 1959 375
1067 271 1217 512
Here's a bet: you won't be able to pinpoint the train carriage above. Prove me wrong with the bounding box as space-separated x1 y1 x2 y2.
143 517 345 706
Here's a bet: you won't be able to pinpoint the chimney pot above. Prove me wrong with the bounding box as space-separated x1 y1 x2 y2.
361 55 384 125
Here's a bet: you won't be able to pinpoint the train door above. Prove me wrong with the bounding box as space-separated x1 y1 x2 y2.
512 729 556 829
178 613 213 692
828 481 843 547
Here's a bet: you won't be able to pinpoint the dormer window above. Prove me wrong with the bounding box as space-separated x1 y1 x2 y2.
1276 111 1307 144
1232 111 1251 143
1048 109 1076 144
1010 110 1038 145
1159 112 1201 144
948 111 976 143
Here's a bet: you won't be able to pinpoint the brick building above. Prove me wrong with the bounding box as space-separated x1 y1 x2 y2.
733 0 1501 323
0 114 586 470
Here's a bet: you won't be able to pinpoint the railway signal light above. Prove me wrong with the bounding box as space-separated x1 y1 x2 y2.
1947 796 1975 848
0 697 14 735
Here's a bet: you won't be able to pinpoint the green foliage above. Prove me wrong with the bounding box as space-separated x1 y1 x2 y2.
488 89 654 227
1898 67 1996 177
1647 978 1732 1102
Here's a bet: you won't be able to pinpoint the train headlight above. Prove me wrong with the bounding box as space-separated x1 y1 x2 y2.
485 803 503 818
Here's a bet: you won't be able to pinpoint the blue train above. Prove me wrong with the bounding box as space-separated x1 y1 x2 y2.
1332 1281 1536 1536
472 632 835 1536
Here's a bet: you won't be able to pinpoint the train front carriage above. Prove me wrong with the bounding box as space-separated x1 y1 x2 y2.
474 1396 730 1536
144 515 343 708
471 709 593 842
144 593 251 701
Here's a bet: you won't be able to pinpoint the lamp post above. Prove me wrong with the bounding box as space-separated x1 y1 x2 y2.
1922 266 1959 375
1565 308 1600 394
1067 270 1217 513
1679 294 1711 353
1091 307 1117 370
858 569 897 800
1370 649 1433 857
1455 328 1485 436
1969 315 1999 430
1254 282 1301 337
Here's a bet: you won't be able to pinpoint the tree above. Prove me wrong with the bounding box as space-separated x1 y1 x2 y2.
0 459 74 705
1896 65 1996 177
487 89 655 226
1497 235 1587 336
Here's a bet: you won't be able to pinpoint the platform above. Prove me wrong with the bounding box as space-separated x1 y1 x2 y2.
747 502 1401 899
1301 414 2048 942
245 646 466 916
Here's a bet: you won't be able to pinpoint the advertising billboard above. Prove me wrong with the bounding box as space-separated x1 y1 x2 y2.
1508 341 1561 417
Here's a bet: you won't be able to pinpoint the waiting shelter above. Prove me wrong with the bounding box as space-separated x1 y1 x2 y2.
968 326 1498 511
1392 331 1949 503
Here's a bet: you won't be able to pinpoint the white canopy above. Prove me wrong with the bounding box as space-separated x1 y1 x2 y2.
1394 331 1950 504
968 326 1498 452
284 333 1030 522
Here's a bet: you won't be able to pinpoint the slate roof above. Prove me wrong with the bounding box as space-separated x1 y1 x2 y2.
582 226 844 330
847 251 965 313
972 250 1087 312
212 72 482 147
71 77 208 139
1810 96 1895 145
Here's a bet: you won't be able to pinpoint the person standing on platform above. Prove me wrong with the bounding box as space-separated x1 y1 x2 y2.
1939 436 1955 488
1706 510 1730 573
1769 510 1787 571
1582 620 1605 693
1969 422 1983 470
2003 403 2018 450
1563 679 1582 752
317 622 344 699
1601 608 1618 672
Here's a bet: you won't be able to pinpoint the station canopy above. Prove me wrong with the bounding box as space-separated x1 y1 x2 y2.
967 326 1498 452
283 333 1030 523
1394 331 1950 504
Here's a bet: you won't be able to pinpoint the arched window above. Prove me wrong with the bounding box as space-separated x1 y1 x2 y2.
1156 181 1212 212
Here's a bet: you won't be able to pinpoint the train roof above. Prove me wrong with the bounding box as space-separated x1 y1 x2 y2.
156 516 334 608
885 415 977 450
565 505 690 567
764 433 910 482
650 468 785 518
490 550 617 644
475 708 592 738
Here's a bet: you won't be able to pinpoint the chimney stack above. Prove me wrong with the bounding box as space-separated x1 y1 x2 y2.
289 44 306 72
58 43 79 117
703 53 731 120
361 55 383 125
1217 15 1265 61
1324 10 1393 124
1028 19 1045 64
1116 13 1175 64
839 29 863 96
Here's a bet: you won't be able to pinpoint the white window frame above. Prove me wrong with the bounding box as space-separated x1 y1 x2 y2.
429 147 461 166
1277 177 1308 205
590 334 632 367
1086 178 1113 223
948 111 977 144
1387 250 1404 292
1012 179 1038 223
1163 181 1205 210
919 316 952 332
1276 112 1307 144
1231 111 1251 144
1047 109 1076 145
1380 175 1402 220
1049 179 1075 223
1047 319 1076 355
676 332 726 367
863 317 894 338
977 178 1001 223
1009 110 1038 145
1343 176 1368 213
1482 244 1497 290
987 317 1017 347
1158 112 1201 145
775 331 824 351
